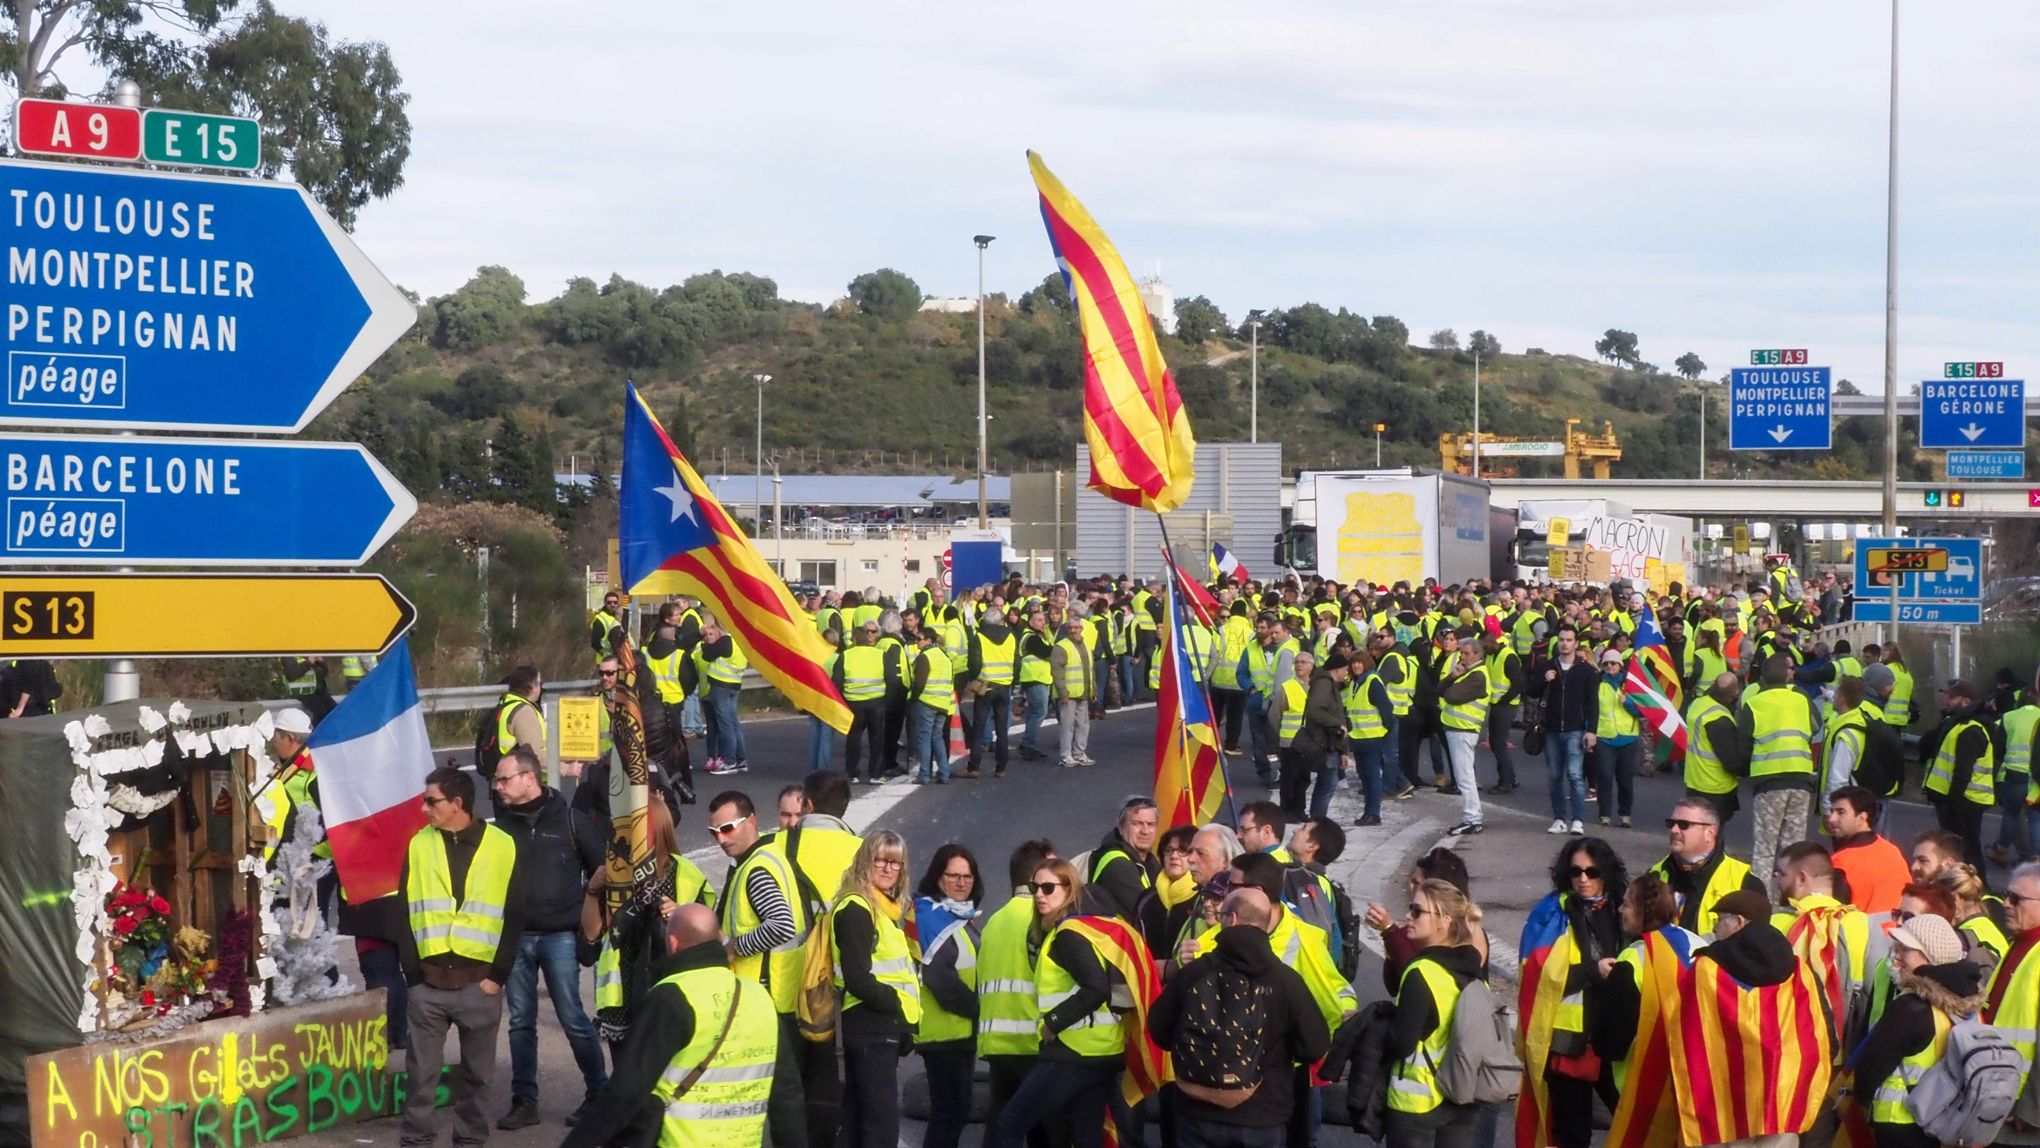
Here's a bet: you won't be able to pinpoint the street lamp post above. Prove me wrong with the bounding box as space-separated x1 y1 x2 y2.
753 373 771 531
1880 0 1900 555
974 234 996 528
1247 314 1262 444
1472 351 1483 479
1697 387 1707 481
1374 423 1386 467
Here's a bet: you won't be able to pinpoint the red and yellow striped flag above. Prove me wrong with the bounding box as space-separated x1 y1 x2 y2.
1028 151 1196 512
1663 950 1834 1146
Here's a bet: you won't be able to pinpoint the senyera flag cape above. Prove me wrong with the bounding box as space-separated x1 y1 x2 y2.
1027 151 1196 514
309 637 431 905
1604 927 1701 1148
1660 945 1835 1146
1154 575 1227 829
1061 916 1166 1148
1514 891 1581 1148
620 384 851 733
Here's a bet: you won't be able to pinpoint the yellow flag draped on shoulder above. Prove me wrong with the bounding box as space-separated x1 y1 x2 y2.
1027 151 1196 513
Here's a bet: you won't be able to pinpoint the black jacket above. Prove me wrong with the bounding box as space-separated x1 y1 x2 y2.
1325 1000 1397 1140
561 940 746 1148
1526 656 1600 733
1087 828 1162 935
1702 920 1797 987
1150 924 1330 1128
492 788 604 933
833 897 911 1036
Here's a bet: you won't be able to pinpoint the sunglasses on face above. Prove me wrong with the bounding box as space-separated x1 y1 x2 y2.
1567 866 1601 880
708 817 748 837
1891 909 1915 923
1033 881 1066 894
1406 903 1436 919
2010 892 2037 907
1666 818 1716 831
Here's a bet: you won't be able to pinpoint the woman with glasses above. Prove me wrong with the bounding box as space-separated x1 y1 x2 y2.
992 859 1126 1148
1384 878 1488 1148
1516 837 1627 1148
913 844 983 1148
830 830 921 1148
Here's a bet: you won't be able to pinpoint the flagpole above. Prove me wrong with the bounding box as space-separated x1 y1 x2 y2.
1155 515 1239 825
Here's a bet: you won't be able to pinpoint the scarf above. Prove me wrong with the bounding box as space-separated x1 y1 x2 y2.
1157 871 1198 910
913 895 978 961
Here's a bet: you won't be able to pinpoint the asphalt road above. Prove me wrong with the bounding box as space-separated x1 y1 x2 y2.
292 703 1986 1148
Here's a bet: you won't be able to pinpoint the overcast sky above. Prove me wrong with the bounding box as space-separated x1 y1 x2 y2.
319 0 2039 391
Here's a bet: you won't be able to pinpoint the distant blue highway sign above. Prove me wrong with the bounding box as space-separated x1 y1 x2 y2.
1853 536 1983 625
1920 378 2025 450
1731 366 1831 450
0 432 414 565
1947 450 2025 480
0 158 414 433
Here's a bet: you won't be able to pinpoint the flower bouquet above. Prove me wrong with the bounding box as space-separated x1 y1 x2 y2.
103 882 172 987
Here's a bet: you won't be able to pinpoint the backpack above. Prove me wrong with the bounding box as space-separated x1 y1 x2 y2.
1434 977 1523 1106
1907 1015 2023 1146
1281 866 1339 959
1854 714 1906 798
1172 963 1272 1108
473 698 520 775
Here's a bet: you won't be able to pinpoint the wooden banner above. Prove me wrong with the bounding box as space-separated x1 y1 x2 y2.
28 992 415 1148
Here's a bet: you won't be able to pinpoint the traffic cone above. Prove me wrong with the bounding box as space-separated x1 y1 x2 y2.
947 711 967 760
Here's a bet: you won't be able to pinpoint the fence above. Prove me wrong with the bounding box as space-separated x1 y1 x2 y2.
412 670 776 773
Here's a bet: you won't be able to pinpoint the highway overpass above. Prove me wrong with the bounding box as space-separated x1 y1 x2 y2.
1485 479 2037 519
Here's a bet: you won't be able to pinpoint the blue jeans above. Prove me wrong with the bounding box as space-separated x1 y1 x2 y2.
707 682 745 762
1117 654 1137 703
1021 682 1049 751
1546 729 1588 823
508 930 606 1105
915 703 950 781
807 714 837 772
995 1058 1123 1148
1309 753 1342 819
358 944 409 1051
681 692 705 735
1382 712 1402 784
971 685 1012 771
1352 737 1386 820
1246 697 1276 782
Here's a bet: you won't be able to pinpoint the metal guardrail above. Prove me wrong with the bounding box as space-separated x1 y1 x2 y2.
413 670 772 716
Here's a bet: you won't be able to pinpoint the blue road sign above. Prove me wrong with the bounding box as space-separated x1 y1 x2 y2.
1921 378 2025 450
0 158 413 433
0 432 414 565
1730 366 1831 450
1947 450 2025 480
1853 537 1983 625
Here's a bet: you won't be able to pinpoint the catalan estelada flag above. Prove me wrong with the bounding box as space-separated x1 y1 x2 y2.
1028 151 1196 513
1604 927 1701 1148
1660 946 1835 1146
1514 892 1581 1148
1154 574 1227 829
1062 916 1166 1148
620 384 852 733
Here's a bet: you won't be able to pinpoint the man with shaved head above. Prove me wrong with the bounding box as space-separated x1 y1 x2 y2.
1149 885 1330 1141
1768 841 1877 1049
561 904 779 1148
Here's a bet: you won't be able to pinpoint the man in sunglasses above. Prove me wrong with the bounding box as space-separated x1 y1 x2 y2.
1979 861 2040 1098
1649 797 1767 937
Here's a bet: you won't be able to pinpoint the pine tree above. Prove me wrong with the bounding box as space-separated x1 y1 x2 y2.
666 393 700 461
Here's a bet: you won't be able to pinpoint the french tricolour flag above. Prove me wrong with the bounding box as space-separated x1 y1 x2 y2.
308 638 432 904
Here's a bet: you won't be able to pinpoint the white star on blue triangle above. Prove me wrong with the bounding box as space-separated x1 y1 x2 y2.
620 385 716 588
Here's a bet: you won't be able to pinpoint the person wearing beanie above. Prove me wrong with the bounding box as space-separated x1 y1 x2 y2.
1839 912 1985 1147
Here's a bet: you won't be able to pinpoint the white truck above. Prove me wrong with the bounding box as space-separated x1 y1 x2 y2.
1514 499 1696 586
1275 469 1493 587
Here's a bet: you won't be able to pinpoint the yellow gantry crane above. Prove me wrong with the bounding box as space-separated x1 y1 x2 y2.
1437 419 1622 479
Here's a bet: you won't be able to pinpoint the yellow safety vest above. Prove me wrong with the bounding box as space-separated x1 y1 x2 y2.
1987 946 2040 1096
1649 853 1754 937
592 610 622 659
976 895 1041 1056
1057 637 1090 699
1683 694 1736 796
976 632 1017 686
1745 686 1814 779
1484 650 1517 705
1869 1007 1951 1125
838 645 887 703
1380 650 1414 715
1440 665 1491 732
697 641 750 686
1278 678 1307 742
2004 705 2040 783
1691 645 1728 688
1884 664 1915 725
649 649 686 704
1387 958 1461 1114
652 965 779 1147
1131 589 1155 633
1925 716 1995 806
719 844 810 1015
917 918 978 1045
916 647 956 712
1214 617 1252 690
1036 923 1125 1058
496 694 545 755
1962 913 2010 962
405 823 517 962
340 656 366 681
282 665 318 697
1247 641 1291 695
1017 635 1054 686
1596 679 1639 740
832 892 923 1025
1345 673 1389 741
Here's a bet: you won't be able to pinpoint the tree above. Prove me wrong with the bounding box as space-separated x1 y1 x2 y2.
1429 328 1460 352
6 1 413 229
433 266 527 352
1018 273 1072 315
666 392 700 461
1594 329 1641 367
1173 296 1228 343
1675 352 1707 380
1835 377 1862 395
1468 330 1501 358
846 268 922 320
